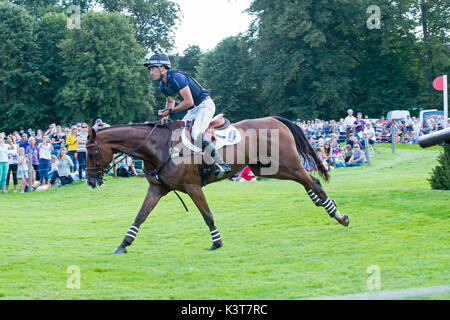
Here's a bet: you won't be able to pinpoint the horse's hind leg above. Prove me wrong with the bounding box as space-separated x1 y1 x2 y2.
278 167 349 226
185 184 223 250
304 174 349 226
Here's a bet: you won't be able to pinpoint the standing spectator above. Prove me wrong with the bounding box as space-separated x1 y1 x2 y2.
0 135 9 193
38 135 53 185
76 123 89 180
35 129 44 145
344 109 356 139
19 132 29 150
17 147 29 193
54 147 74 186
50 126 64 156
26 136 40 184
353 112 365 140
65 126 78 172
6 135 19 192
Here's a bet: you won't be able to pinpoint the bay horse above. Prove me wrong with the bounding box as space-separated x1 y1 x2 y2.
86 116 349 254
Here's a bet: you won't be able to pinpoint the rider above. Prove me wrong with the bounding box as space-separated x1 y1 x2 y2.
144 53 231 178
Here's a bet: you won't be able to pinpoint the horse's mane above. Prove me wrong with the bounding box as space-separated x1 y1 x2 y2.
96 121 171 132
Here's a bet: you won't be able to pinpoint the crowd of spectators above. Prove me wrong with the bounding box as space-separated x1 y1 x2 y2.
292 108 448 171
0 119 111 193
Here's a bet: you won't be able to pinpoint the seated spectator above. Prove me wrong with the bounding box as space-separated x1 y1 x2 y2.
361 122 376 148
343 145 353 165
346 144 366 167
333 148 346 168
50 147 74 186
93 119 109 131
117 154 138 177
323 141 337 169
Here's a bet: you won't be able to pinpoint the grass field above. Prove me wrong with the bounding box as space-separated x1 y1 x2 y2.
0 143 448 300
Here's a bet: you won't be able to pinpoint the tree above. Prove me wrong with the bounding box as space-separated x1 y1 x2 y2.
247 0 362 120
0 1 41 132
174 45 203 78
197 36 262 121
98 0 181 52
58 11 155 125
34 12 69 126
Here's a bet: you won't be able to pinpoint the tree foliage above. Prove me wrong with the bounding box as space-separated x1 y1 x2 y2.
58 11 155 125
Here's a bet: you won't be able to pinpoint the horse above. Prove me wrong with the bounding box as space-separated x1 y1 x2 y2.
85 116 349 254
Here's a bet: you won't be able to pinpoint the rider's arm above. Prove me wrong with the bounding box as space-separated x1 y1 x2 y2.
171 86 194 113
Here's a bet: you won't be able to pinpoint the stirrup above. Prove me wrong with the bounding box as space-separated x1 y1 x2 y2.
214 163 231 178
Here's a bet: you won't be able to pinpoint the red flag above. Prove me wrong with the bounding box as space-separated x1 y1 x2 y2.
433 76 444 91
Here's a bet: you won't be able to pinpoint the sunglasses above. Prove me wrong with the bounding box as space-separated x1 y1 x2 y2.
81 126 87 128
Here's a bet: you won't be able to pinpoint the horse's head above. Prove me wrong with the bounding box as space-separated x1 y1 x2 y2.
85 125 113 189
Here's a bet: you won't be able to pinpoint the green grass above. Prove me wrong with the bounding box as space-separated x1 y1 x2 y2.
0 144 448 299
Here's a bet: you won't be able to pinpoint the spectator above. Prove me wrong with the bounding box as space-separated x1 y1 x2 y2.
234 166 256 182
346 144 366 167
93 119 109 131
38 135 53 186
6 135 19 192
35 129 44 145
26 136 40 184
77 123 88 180
343 145 353 165
117 154 138 177
323 141 337 169
50 126 64 155
65 126 78 172
344 109 356 139
362 122 376 148
51 147 74 186
353 112 365 140
17 147 29 193
19 132 29 150
0 135 9 193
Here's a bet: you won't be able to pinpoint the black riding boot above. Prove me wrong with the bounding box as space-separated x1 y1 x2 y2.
199 134 231 178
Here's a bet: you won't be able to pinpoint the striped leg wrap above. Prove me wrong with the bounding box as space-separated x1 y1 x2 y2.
321 197 337 217
210 227 222 243
126 226 139 240
306 189 322 206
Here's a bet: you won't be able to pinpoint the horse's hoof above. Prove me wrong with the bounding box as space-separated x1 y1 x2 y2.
207 241 223 251
113 246 127 254
340 214 349 227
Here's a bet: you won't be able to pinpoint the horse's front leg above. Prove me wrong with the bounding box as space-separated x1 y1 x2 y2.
114 184 169 254
185 184 223 250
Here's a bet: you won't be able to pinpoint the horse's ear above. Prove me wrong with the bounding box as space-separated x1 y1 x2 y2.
88 125 96 141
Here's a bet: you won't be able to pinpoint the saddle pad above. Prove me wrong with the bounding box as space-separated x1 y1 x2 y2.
181 124 242 152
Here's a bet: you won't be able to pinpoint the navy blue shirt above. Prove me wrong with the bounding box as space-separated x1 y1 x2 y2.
160 70 209 106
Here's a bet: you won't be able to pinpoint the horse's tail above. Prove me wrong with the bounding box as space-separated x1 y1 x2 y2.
273 116 329 181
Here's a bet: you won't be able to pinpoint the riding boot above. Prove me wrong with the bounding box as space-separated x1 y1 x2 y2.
198 134 231 178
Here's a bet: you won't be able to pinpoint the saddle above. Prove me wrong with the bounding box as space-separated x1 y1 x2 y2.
182 114 231 144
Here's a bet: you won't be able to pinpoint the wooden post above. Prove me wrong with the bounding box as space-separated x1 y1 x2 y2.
391 123 396 153
364 135 371 165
